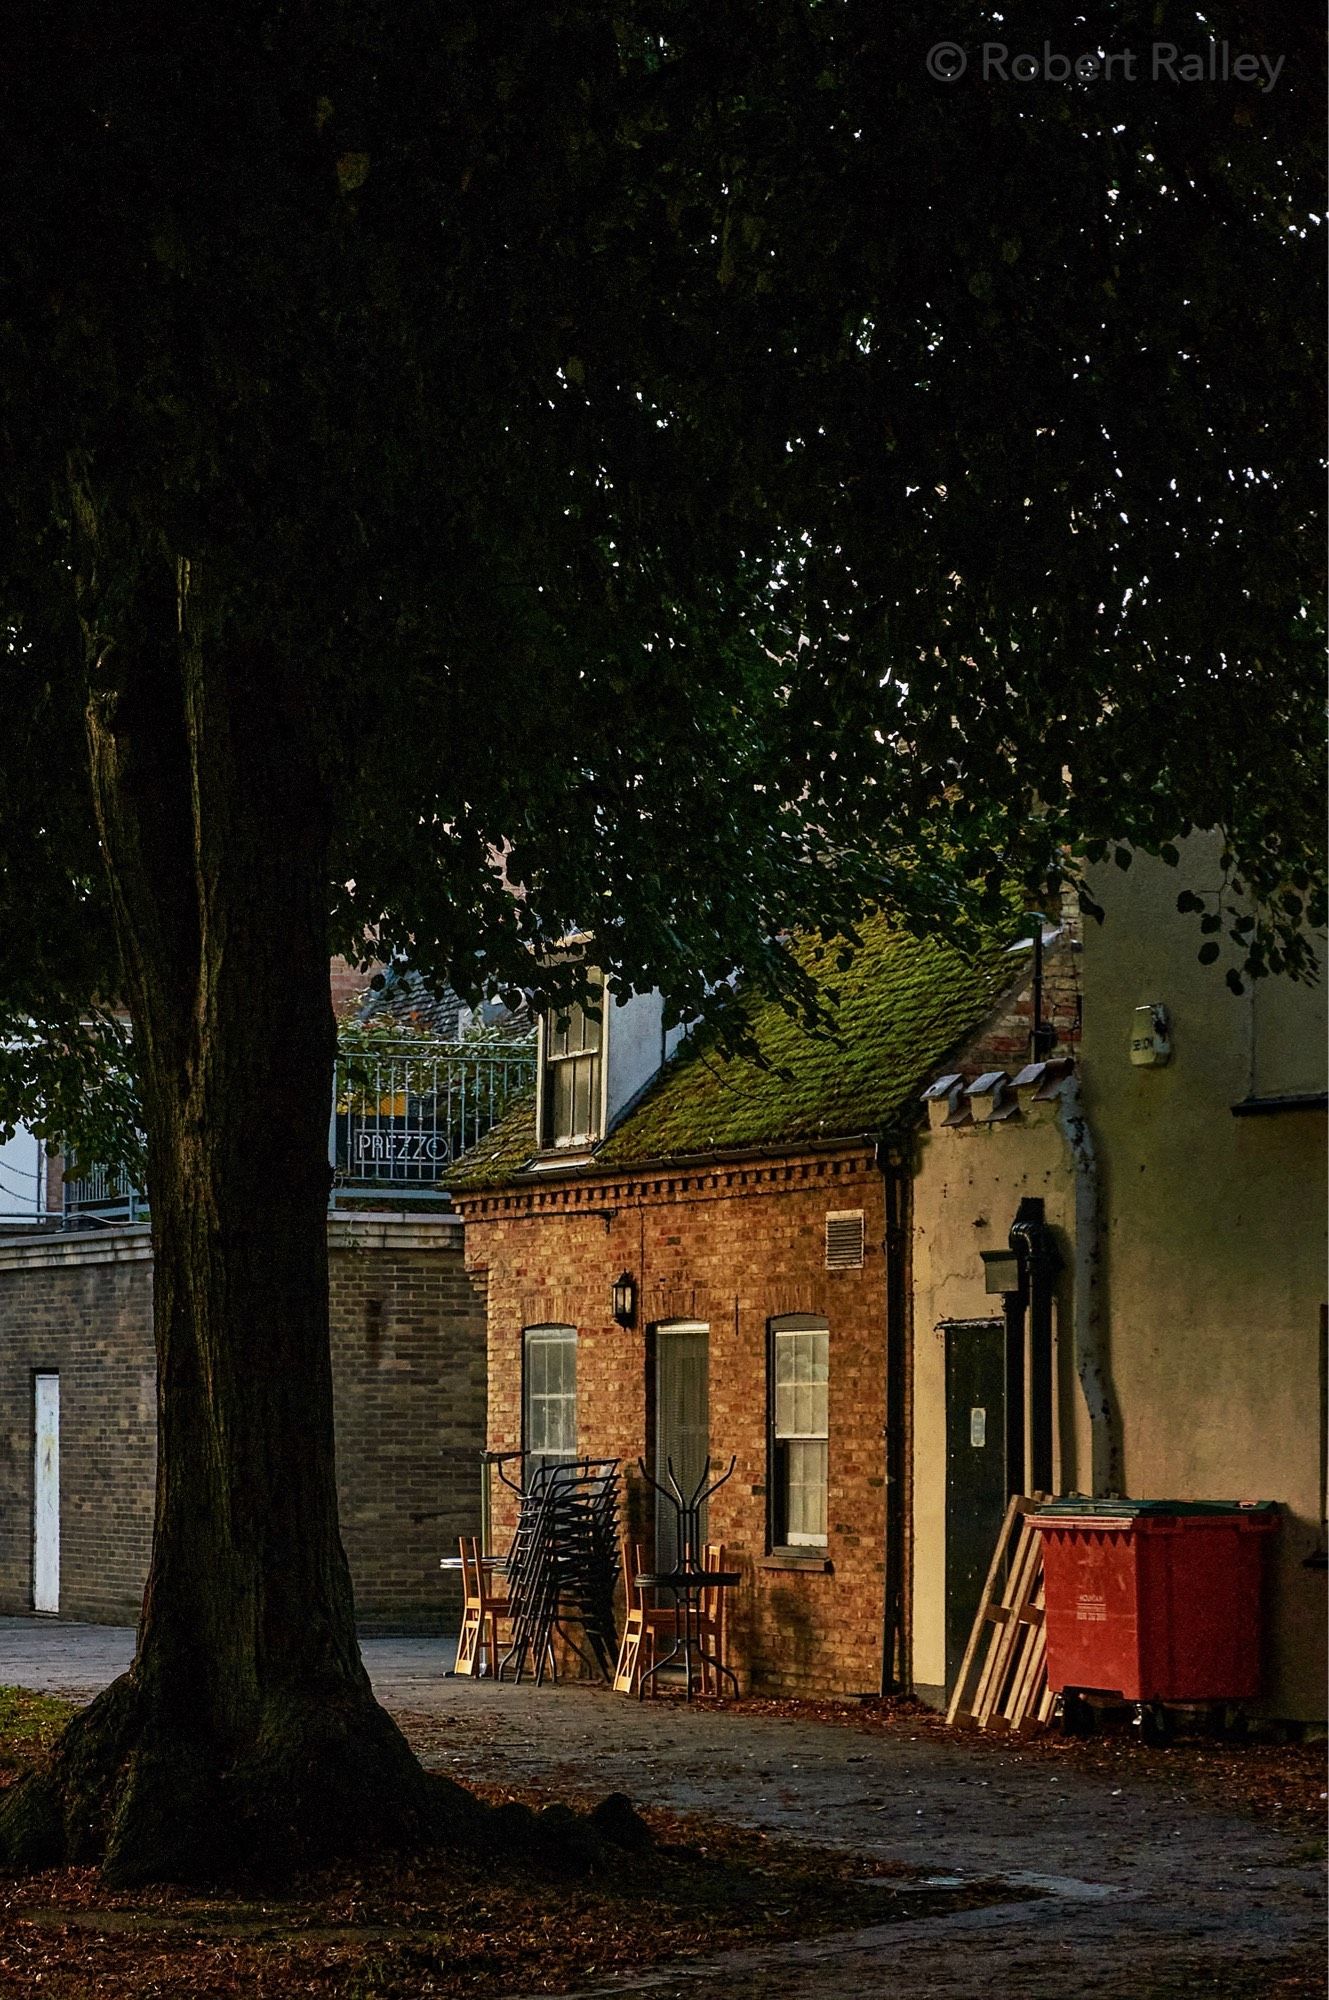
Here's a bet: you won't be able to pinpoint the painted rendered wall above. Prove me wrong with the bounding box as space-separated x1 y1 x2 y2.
604 987 666 1131
1078 845 1327 1721
910 843 1327 1719
603 987 689 1132
909 1097 1080 1698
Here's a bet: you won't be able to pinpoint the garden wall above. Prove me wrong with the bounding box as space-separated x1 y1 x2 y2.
0 1213 484 1631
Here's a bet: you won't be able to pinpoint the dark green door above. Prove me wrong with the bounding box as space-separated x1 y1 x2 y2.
654 1322 710 1568
944 1319 1009 1693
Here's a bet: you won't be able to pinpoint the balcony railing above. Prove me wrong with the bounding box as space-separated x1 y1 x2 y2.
47 1036 536 1232
62 1161 144 1228
330 1036 536 1202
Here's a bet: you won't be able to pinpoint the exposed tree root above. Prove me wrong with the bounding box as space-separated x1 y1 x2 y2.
0 1672 649 1888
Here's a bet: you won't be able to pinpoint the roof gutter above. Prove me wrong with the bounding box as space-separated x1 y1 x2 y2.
454 1127 890 1201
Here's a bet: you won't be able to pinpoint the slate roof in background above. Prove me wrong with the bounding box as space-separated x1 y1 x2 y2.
447 916 1025 1193
358 969 469 1036
357 967 533 1041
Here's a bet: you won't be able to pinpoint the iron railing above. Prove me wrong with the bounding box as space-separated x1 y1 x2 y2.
44 1035 535 1233
62 1160 144 1228
330 1036 536 1199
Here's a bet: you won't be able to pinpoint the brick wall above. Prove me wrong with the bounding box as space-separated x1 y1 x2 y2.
330 954 382 1018
43 1149 65 1222
0 1236 156 1623
0 1215 485 1630
457 1147 891 1697
328 1216 488 1630
962 926 1083 1076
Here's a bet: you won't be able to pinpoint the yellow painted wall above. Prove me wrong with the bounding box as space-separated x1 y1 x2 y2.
911 842 1326 1718
1078 844 1327 1720
909 1098 1082 1696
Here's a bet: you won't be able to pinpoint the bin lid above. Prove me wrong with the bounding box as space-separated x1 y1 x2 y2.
1034 1496 1277 1518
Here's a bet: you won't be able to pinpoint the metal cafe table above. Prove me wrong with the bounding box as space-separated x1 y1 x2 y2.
633 1561 740 1699
635 1452 741 1700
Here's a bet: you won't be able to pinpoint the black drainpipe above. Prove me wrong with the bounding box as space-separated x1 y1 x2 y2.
1009 1195 1061 1494
877 1136 910 1695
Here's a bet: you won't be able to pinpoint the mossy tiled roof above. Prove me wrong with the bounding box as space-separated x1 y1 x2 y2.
445 1087 539 1190
447 916 1022 1193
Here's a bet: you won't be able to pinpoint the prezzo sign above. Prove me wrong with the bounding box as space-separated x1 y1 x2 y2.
353 1129 451 1169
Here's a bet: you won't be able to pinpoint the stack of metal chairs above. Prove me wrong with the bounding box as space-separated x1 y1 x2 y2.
499 1458 621 1684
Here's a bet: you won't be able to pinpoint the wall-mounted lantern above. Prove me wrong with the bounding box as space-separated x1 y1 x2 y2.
980 1247 1021 1296
611 1271 637 1328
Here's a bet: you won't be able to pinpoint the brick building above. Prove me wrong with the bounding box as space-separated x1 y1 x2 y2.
450 917 1051 1696
0 1212 485 1630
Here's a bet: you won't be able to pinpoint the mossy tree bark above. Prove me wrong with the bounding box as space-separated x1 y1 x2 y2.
0 541 460 1884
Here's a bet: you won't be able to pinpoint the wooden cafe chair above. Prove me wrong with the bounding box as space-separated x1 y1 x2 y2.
612 1538 678 1694
699 1541 730 1696
454 1535 510 1678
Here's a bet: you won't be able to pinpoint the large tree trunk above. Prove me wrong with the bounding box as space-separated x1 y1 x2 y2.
0 546 468 1883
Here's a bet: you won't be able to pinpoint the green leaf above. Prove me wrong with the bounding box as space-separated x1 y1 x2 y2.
335 152 370 193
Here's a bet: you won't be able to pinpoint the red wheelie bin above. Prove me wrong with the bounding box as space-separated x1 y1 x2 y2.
1032 1498 1277 1710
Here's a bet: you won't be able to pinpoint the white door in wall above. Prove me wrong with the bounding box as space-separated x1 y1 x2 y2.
33 1373 59 1614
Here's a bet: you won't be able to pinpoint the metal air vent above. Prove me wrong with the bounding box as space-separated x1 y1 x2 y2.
825 1210 865 1270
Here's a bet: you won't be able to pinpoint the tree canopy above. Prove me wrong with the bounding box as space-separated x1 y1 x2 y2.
2 1 1323 1158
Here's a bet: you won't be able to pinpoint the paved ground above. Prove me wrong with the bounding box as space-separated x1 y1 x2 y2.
1 1617 1324 1998
0 1618 455 1702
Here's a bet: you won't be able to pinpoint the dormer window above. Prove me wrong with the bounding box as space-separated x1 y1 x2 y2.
540 969 604 1148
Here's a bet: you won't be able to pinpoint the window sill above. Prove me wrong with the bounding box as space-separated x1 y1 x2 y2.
1230 1092 1328 1117
758 1552 833 1574
526 1146 598 1172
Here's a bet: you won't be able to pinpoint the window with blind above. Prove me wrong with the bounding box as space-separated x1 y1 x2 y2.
540 972 604 1148
769 1313 829 1548
523 1324 578 1472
